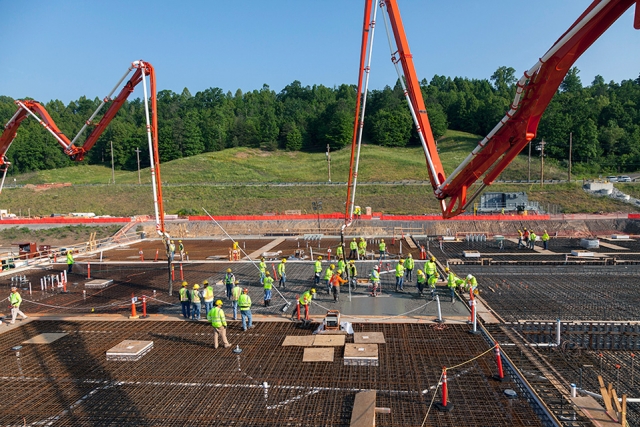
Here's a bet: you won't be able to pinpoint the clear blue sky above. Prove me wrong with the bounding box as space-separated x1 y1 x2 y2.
1 0 638 104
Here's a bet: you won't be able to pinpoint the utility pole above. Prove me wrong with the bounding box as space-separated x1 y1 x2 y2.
326 144 331 183
135 147 142 184
538 139 546 187
528 141 532 183
568 132 572 182
110 140 115 184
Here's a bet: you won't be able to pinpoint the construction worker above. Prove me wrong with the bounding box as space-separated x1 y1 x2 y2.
336 242 344 259
542 230 550 250
277 258 287 288
168 240 176 262
395 259 405 292
324 264 335 294
179 281 191 319
8 286 27 324
529 230 537 250
207 300 231 349
358 237 366 260
428 274 438 300
238 288 253 331
314 256 323 286
523 228 529 246
258 257 267 285
379 239 386 260
465 274 478 294
263 271 274 306
232 241 240 261
445 267 459 302
231 281 242 320
224 268 235 299
202 280 214 317
66 249 74 274
404 253 415 282
370 265 380 296
337 258 346 277
425 256 437 282
191 284 202 321
517 230 524 249
354 205 362 218
178 240 185 261
349 238 358 260
416 269 426 296
330 269 347 302
348 260 357 290
297 288 315 319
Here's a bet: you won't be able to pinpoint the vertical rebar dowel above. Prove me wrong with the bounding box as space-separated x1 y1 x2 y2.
100 251 103 262
310 247 313 260
436 295 442 323
556 319 561 347
631 353 635 387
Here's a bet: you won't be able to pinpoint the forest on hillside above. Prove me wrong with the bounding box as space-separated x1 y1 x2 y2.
0 66 639 175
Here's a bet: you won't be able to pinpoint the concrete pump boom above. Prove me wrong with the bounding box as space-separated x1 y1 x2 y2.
347 0 640 221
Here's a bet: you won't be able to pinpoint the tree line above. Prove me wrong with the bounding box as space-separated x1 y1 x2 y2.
0 66 638 175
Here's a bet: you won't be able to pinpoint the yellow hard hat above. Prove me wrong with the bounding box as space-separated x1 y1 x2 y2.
336 269 342 274
215 300 223 306
318 256 323 260
399 259 404 263
193 284 200 289
381 239 384 242
330 264 335 269
181 281 188 287
265 271 270 276
352 237 356 240
417 270 423 275
430 256 436 261
261 257 265 261
408 254 412 258
445 267 450 272
203 280 209 285
178 240 182 242
311 289 316 294
226 268 232 273
349 260 355 264
360 237 364 240
282 258 287 263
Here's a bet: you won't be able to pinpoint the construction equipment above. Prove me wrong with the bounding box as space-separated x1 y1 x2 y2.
345 0 640 221
324 310 341 331
0 60 168 242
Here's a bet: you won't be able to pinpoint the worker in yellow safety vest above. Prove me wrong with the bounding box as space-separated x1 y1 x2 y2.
179 281 191 319
296 288 316 319
231 281 242 320
404 254 415 282
258 257 267 285
277 258 287 288
379 239 386 260
425 256 437 281
529 230 537 250
349 238 358 260
541 230 550 250
395 259 405 292
66 250 74 274
370 265 380 296
202 280 214 317
348 260 357 290
207 300 231 349
8 286 27 324
191 284 202 321
263 271 274 307
358 237 366 260
336 243 344 259
314 256 323 286
445 267 460 302
323 264 335 294
416 269 426 297
238 288 253 331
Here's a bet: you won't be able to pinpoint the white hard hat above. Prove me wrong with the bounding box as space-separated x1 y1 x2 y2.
467 274 473 280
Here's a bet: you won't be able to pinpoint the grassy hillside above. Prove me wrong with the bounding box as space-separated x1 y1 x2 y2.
2 130 634 216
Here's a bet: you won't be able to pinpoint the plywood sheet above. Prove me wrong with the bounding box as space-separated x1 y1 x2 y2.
353 332 385 344
282 335 315 346
303 347 334 362
313 335 345 346
22 333 68 344
344 343 378 359
350 391 376 427
84 279 113 289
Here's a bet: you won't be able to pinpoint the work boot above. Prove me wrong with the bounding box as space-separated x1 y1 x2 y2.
264 300 267 307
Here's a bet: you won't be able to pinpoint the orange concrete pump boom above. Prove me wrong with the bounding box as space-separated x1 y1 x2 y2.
346 0 640 221
0 60 167 236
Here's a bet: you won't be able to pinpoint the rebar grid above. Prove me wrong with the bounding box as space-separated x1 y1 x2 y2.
0 320 543 426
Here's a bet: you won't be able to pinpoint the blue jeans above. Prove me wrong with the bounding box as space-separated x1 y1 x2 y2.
191 302 201 320
396 276 404 290
260 272 265 285
226 284 233 299
203 301 214 318
379 251 386 260
314 273 320 285
181 302 190 319
279 274 286 288
241 309 252 330
449 287 455 301
264 289 272 301
232 301 238 319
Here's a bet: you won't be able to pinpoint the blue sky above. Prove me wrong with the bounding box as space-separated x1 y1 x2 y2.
1 0 638 104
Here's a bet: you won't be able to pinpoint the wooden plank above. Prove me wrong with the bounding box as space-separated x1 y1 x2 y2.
282 335 315 346
354 332 386 344
404 235 417 249
621 395 627 426
344 344 378 359
302 347 334 362
313 335 346 346
350 391 376 427
570 396 620 427
22 333 68 344
599 385 614 415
